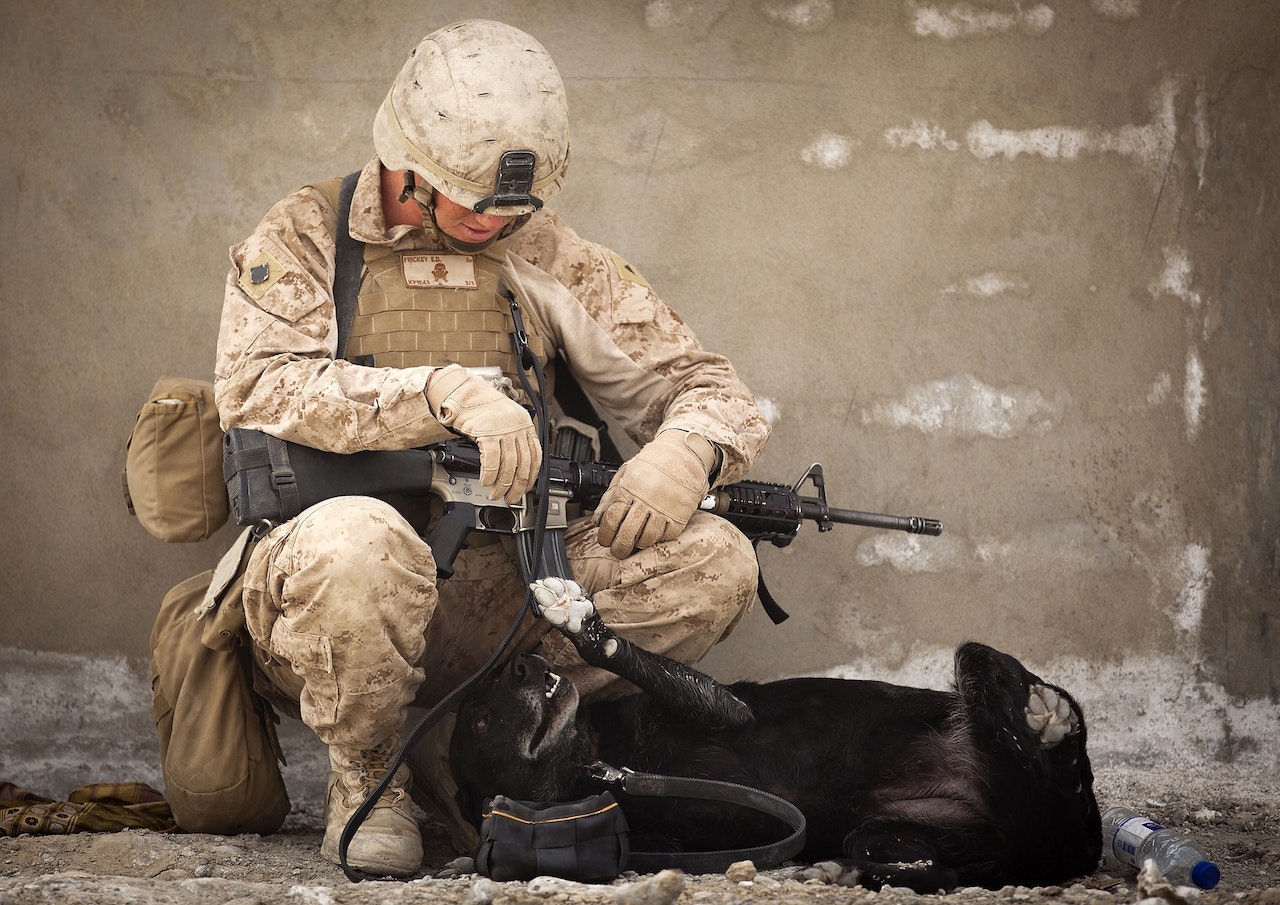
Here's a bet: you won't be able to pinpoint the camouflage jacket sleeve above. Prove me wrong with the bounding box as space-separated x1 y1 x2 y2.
507 212 770 486
213 167 451 453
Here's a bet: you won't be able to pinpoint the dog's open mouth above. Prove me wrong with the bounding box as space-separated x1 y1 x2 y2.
525 668 579 759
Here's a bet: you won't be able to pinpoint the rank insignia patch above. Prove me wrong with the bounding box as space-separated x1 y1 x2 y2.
610 251 651 289
238 250 285 300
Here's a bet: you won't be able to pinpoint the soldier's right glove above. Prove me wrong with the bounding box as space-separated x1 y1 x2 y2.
426 364 541 504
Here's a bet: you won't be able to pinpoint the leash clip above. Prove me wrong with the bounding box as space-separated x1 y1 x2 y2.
586 761 630 785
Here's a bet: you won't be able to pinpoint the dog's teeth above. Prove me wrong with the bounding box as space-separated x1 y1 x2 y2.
545 672 562 699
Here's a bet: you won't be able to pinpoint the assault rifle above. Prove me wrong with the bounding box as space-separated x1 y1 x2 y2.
224 427 942 621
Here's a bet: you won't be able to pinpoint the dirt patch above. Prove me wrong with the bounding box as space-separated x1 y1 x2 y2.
2 764 1276 905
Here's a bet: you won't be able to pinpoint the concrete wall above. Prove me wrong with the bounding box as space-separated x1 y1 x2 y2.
2 0 1277 790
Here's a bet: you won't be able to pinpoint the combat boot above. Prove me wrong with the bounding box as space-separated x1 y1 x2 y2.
320 736 423 878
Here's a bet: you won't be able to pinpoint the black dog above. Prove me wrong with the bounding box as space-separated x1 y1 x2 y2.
450 578 1101 891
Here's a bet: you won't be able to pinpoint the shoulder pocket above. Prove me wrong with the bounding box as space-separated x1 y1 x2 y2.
608 252 657 325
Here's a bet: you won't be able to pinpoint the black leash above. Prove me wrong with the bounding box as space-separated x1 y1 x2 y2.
330 175 802 880
336 283 556 882
589 762 807 874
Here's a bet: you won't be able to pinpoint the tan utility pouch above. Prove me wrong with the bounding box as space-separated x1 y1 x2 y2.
150 530 290 834
124 376 229 542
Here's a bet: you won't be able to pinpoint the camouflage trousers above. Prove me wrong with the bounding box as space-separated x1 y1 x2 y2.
241 495 758 752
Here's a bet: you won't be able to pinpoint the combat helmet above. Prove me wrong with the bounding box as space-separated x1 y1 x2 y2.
373 20 570 249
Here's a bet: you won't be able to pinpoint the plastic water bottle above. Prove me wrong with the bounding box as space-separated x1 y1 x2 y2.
1101 806 1221 889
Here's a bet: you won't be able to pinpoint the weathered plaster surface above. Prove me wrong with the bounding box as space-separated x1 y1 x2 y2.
1 1 1276 787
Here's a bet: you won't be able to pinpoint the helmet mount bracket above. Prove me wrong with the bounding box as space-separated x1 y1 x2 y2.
473 150 543 213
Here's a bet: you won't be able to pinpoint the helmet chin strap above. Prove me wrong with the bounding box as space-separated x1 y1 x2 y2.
400 170 529 254
428 207 494 254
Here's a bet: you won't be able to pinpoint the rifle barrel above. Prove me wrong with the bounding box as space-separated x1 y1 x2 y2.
800 501 943 536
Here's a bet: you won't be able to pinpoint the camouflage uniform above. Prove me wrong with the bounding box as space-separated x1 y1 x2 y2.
214 156 770 840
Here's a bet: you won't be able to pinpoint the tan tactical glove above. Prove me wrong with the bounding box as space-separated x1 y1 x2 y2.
596 429 719 559
426 364 541 504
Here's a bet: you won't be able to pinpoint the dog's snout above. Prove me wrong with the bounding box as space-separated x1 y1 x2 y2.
510 652 549 683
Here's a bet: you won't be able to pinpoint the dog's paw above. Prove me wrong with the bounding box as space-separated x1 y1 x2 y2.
530 577 596 634
1025 684 1077 746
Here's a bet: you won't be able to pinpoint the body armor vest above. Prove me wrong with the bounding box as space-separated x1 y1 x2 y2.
347 242 550 406
312 177 551 406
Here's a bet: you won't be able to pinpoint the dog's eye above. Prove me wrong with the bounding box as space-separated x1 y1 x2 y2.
473 715 489 735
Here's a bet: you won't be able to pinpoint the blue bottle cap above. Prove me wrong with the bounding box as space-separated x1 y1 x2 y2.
1191 861 1220 890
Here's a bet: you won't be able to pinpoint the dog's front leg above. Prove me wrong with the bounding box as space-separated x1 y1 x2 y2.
531 578 754 728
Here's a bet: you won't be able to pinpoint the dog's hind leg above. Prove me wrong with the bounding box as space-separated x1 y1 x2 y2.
953 643 1089 793
953 642 1101 885
531 578 754 727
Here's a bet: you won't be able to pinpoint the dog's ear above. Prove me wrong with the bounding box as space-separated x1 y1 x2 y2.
455 786 485 829
449 730 488 829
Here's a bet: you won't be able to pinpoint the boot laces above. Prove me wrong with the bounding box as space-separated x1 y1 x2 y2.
337 738 407 806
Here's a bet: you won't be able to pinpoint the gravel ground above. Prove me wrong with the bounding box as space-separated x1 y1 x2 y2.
1 763 1277 905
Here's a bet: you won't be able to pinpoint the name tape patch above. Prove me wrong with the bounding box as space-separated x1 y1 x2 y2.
401 253 478 289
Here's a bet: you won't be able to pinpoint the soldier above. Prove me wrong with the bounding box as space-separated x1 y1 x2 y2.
213 19 770 877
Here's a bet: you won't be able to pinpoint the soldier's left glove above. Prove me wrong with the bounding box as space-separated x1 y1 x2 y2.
596 430 719 559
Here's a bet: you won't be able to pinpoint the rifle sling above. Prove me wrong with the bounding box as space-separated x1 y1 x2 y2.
334 171 362 361
752 550 792 624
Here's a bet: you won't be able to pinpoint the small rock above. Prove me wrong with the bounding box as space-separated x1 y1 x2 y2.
725 860 757 883
447 855 476 874
193 863 213 878
814 860 845 883
837 870 862 888
527 876 590 896
467 877 504 905
613 869 685 905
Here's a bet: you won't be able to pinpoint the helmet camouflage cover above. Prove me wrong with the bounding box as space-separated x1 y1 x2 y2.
373 19 570 217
